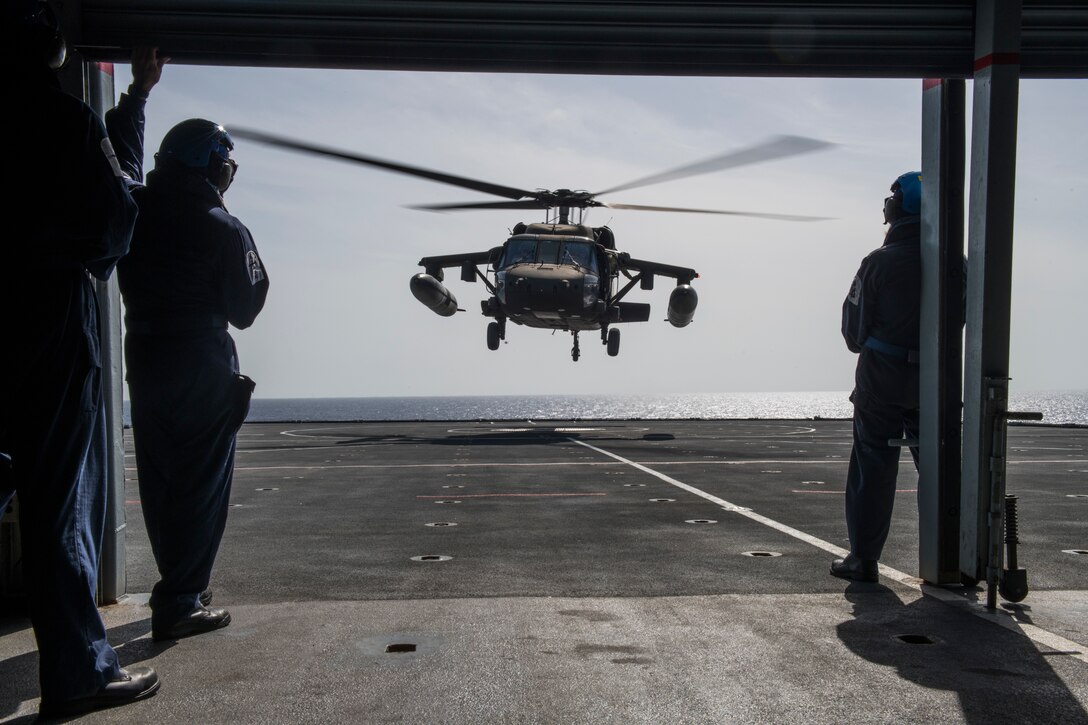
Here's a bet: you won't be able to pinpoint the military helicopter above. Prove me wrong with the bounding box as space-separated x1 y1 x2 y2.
232 130 833 361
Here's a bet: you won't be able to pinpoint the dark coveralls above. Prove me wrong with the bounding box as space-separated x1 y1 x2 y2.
107 94 269 629
1 67 135 701
841 217 921 561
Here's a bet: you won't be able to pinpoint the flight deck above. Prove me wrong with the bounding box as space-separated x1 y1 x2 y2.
2 419 1086 723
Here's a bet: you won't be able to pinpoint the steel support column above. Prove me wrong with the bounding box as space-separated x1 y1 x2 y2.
961 0 1021 586
78 57 128 604
919 78 966 585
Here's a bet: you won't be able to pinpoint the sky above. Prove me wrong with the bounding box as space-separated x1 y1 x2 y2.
109 63 1087 399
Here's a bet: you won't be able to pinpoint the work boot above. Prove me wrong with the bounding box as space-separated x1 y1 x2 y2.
38 666 160 719
830 553 879 583
152 605 231 641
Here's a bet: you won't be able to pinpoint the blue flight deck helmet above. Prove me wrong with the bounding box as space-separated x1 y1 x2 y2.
156 118 238 192
883 170 922 223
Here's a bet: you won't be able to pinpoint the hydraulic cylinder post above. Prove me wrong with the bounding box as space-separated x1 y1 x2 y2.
982 378 1040 609
984 379 1009 610
1000 494 1029 603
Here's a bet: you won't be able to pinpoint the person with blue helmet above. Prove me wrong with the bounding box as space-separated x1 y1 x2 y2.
107 67 269 641
2 2 162 716
831 171 923 583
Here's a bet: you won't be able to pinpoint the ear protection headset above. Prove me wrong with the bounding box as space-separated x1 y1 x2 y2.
882 188 903 224
209 155 238 194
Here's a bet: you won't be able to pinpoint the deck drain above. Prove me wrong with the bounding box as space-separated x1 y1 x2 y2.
1067 494 1088 498
228 504 244 508
255 487 279 491
411 555 453 562
623 483 646 487
442 485 466 489
385 643 417 653
649 498 676 503
425 522 458 527
1062 549 1088 556
896 634 936 645
434 500 462 504
802 481 826 485
742 551 782 558
761 470 782 474
685 519 718 525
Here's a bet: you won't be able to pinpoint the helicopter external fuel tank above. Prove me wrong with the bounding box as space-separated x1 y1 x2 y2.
667 284 698 327
410 273 458 316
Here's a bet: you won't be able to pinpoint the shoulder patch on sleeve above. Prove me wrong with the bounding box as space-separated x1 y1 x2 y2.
100 137 124 178
247 250 265 285
847 274 862 305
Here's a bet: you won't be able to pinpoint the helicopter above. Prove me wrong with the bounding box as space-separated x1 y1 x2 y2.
231 130 833 361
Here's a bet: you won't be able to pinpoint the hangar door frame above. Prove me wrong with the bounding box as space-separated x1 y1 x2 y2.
51 0 1087 600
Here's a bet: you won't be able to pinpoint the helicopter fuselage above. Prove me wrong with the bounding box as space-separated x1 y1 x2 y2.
409 221 698 360
491 227 606 332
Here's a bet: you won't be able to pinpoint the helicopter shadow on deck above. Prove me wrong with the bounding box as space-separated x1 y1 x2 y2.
836 585 1087 724
325 427 675 447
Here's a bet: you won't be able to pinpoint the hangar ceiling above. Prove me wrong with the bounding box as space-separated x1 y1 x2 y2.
68 1 1088 78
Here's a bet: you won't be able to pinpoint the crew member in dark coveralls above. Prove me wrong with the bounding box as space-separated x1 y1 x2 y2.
109 97 269 640
831 171 923 583
0 3 161 717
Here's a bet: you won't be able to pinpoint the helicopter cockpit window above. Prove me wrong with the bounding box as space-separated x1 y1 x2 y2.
502 238 536 266
537 240 561 264
560 242 597 272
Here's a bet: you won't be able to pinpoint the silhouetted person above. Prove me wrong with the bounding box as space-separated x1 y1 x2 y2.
110 99 268 640
831 171 923 583
1 2 161 716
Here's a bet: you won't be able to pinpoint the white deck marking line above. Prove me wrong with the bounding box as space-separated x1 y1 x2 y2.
571 437 1088 664
570 438 849 552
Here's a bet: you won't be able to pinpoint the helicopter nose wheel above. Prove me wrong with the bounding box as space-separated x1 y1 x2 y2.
571 331 581 362
487 317 502 348
606 328 620 357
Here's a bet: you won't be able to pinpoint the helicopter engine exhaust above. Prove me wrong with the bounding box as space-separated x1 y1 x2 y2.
667 284 698 328
410 273 459 316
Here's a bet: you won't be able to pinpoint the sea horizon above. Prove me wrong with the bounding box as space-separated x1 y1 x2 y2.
218 389 1088 427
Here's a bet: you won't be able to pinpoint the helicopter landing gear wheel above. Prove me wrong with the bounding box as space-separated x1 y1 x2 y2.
487 321 500 351
606 328 620 357
571 331 580 362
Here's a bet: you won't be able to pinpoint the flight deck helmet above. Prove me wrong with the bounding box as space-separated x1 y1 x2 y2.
883 170 922 223
156 118 238 193
8 0 67 70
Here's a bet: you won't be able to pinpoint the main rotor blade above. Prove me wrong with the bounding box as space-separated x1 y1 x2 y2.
596 135 836 196
231 128 536 201
408 200 550 212
603 201 832 222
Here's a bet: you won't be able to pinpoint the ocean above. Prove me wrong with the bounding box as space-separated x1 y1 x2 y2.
234 390 1088 426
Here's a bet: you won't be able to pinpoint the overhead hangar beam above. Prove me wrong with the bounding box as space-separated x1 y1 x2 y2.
58 2 1088 78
